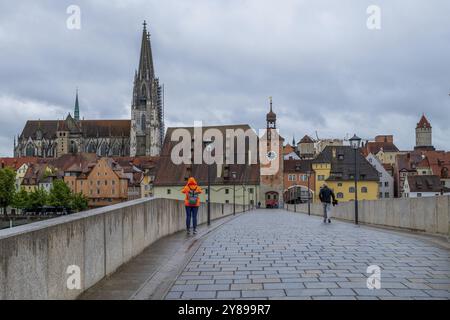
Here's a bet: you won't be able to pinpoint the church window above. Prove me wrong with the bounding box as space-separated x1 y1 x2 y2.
141 114 146 132
70 141 78 154
100 143 108 156
26 144 35 157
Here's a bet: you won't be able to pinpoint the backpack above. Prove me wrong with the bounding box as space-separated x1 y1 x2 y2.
188 190 199 205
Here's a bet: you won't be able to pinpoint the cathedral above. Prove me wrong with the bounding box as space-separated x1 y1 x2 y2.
14 21 164 158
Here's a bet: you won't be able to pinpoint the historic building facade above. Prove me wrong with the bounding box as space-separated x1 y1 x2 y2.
259 98 285 208
415 114 434 151
14 22 164 158
130 21 164 157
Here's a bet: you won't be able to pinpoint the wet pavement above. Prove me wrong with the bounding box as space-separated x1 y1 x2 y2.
81 209 450 300
166 210 450 300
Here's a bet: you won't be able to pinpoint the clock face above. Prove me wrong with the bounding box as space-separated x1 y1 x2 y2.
266 150 277 161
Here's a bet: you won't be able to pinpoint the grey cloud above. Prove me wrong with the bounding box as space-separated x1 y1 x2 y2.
0 0 449 157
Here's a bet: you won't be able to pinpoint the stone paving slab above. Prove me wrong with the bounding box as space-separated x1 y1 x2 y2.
166 209 450 300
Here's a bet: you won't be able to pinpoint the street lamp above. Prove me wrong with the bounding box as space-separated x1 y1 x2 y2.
307 170 312 216
231 171 237 215
349 134 362 225
242 185 246 212
203 139 213 226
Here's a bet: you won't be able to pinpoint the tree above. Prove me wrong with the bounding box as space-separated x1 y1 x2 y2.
28 187 48 210
48 179 71 208
70 192 89 212
0 167 16 217
12 188 30 213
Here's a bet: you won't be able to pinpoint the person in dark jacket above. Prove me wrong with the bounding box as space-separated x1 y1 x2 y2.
319 183 337 223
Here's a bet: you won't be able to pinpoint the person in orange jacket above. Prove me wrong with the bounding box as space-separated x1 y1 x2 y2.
181 177 203 235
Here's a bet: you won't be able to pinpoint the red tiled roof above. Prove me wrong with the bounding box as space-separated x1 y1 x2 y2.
0 157 39 170
299 135 314 144
417 114 431 129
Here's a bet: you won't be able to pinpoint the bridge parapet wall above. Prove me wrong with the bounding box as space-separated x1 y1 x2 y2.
286 196 450 238
0 198 245 299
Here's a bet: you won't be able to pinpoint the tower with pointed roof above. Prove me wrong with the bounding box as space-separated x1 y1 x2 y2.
130 21 164 157
415 114 434 150
74 88 80 121
260 97 284 208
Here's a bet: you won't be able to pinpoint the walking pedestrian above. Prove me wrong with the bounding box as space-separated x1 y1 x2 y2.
182 177 203 235
319 183 337 223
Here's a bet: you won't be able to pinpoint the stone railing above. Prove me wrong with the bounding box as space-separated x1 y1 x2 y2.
0 198 246 300
286 196 450 238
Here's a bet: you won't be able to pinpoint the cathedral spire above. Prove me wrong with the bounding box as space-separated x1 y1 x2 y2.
74 88 80 121
138 20 155 81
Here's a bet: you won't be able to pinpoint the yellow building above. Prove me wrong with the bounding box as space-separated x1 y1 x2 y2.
313 146 379 202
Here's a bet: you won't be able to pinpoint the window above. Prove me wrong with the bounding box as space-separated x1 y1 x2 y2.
385 182 389 187
361 187 368 193
97 189 100 195
417 193 422 197
205 189 209 195
249 188 254 194
267 195 271 200
141 114 146 132
112 180 115 185
337 192 344 199
225 188 229 194
385 192 389 198
225 200 229 204
167 189 171 195
337 183 343 187
105 180 108 186
379 192 383 198
349 187 355 193
97 181 100 186
318 175 325 181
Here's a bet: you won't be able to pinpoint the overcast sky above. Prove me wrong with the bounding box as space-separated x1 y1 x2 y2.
1 0 449 156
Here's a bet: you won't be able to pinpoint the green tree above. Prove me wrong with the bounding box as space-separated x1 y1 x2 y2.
12 188 30 212
0 167 16 217
70 192 89 212
48 179 71 208
28 188 48 210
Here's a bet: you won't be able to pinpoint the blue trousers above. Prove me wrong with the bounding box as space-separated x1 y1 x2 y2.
185 206 199 230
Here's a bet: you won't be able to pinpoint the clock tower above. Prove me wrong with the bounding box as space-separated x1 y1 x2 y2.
259 97 285 208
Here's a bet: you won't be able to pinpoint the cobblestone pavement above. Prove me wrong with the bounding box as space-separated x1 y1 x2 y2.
166 209 450 300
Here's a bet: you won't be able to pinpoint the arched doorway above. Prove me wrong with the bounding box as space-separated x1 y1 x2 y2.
265 191 279 208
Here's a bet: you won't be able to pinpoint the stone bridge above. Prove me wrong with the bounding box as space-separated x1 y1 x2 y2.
1 197 449 300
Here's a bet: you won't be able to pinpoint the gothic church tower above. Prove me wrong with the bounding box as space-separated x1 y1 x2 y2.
130 21 164 156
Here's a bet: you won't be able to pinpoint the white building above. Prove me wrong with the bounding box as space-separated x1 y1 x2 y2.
366 153 394 198
403 175 450 198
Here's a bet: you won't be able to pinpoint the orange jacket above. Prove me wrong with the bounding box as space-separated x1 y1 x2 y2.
182 177 203 207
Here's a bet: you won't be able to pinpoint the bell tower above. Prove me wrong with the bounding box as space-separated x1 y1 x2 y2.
259 97 285 208
130 21 164 156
